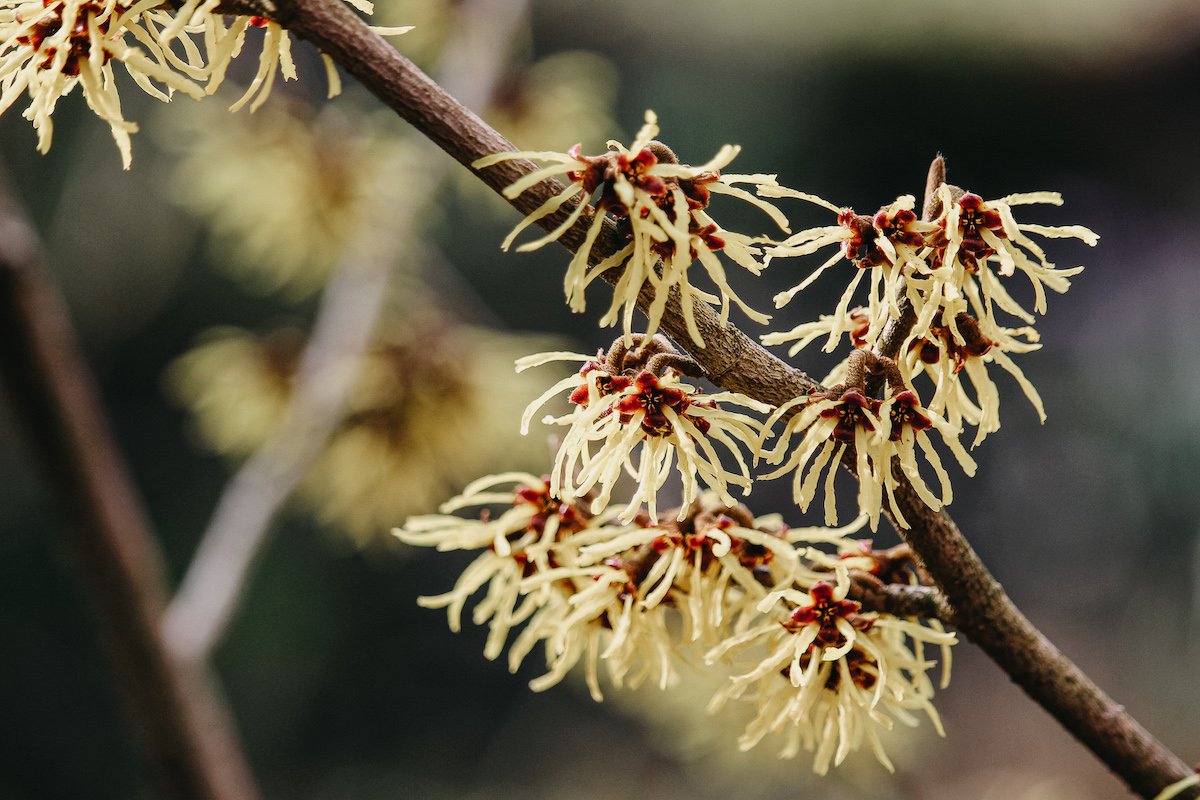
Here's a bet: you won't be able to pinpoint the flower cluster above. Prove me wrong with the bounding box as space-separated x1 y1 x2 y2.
517 334 769 523
757 177 1095 526
399 488 953 772
409 129 1094 776
0 0 410 166
474 110 791 345
761 348 977 530
478 120 1094 529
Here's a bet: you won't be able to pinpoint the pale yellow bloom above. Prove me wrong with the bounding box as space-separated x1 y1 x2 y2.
518 349 770 523
403 479 955 769
759 377 973 529
931 186 1096 323
398 473 608 661
0 0 407 165
475 110 790 346
706 566 954 773
904 306 1045 448
0 0 204 167
765 194 926 352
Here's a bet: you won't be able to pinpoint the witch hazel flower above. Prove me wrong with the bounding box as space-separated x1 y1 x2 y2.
841 351 977 526
395 472 601 660
905 308 1045 447
195 9 411 113
510 502 757 700
705 569 874 722
575 497 804 646
402 481 955 768
760 349 972 530
518 499 823 698
876 387 976 518
517 335 770 524
701 558 955 773
400 474 685 701
0 0 206 167
765 192 938 353
716 612 954 772
474 110 791 346
511 556 680 701
0 0 410 165
760 386 884 528
703 573 871 721
922 184 1096 334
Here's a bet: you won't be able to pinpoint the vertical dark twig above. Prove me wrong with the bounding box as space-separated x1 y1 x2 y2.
0 165 260 800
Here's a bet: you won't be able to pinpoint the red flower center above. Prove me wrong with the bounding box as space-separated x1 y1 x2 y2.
782 581 861 646
615 371 692 436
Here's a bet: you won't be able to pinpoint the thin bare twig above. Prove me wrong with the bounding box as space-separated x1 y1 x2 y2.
848 576 958 627
0 164 259 799
163 0 531 665
247 4 1199 796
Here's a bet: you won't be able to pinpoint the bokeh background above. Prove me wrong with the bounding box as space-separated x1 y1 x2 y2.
2 0 1200 798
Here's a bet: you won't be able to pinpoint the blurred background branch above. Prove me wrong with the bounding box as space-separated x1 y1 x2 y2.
0 162 260 800
162 0 532 667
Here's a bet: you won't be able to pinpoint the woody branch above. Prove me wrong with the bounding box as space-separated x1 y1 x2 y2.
210 0 1200 796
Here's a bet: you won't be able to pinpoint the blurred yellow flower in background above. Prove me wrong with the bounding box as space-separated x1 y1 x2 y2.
168 315 567 545
164 99 417 298
486 51 620 155
166 325 300 459
305 318 565 543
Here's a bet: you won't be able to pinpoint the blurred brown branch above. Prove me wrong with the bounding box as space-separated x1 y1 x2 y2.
246 2 1199 796
162 210 397 663
0 165 259 799
163 0 532 665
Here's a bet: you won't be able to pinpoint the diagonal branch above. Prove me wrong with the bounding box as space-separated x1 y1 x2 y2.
0 163 260 800
247 2 1198 797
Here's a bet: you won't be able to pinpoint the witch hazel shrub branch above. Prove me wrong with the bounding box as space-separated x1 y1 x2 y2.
4 0 1190 787
399 113 1107 776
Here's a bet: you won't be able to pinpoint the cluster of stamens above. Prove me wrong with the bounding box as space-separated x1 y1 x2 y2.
14 0 121 75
